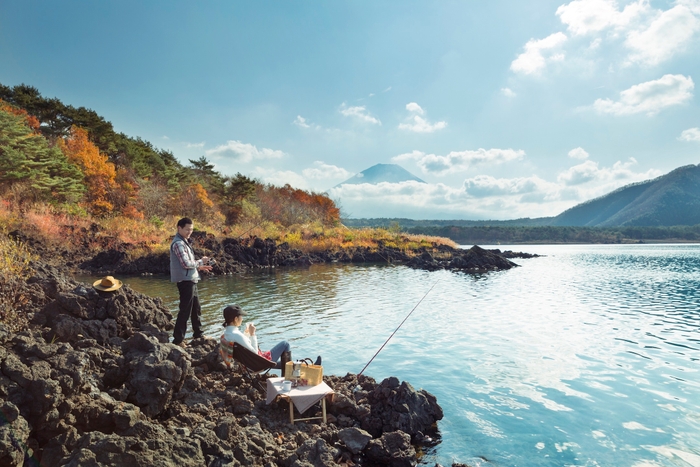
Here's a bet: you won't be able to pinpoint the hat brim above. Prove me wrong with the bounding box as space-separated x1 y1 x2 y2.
93 279 123 292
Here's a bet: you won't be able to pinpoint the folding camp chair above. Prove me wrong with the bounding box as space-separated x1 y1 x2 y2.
221 340 277 393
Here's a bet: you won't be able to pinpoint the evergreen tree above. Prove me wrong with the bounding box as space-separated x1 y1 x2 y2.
0 107 85 204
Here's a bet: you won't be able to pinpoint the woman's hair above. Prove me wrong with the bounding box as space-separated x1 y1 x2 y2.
223 304 244 327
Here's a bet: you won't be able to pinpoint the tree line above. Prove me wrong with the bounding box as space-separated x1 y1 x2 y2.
0 84 339 227
405 225 700 244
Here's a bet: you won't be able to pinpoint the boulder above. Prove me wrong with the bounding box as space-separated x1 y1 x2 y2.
120 333 190 417
365 431 417 467
362 376 444 439
0 402 30 467
338 427 372 454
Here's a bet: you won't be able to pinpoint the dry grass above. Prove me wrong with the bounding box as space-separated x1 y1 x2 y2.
102 215 172 248
0 234 37 332
0 198 457 261
278 223 457 254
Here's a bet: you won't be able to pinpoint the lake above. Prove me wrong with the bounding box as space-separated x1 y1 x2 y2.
78 244 700 467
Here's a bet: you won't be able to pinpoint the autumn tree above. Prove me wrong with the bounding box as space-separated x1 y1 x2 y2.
0 99 40 131
58 126 118 215
0 83 184 184
177 183 216 220
252 184 340 227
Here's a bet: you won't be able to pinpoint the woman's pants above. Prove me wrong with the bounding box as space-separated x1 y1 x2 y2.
270 340 291 369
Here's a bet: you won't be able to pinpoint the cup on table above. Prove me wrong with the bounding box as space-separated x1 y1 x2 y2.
282 380 292 392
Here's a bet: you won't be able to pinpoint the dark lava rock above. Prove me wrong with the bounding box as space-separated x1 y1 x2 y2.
0 260 447 467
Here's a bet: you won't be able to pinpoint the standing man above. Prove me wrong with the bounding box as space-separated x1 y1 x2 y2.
170 217 212 347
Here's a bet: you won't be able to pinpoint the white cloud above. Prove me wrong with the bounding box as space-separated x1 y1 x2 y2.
514 0 700 74
501 87 516 97
557 157 659 186
593 74 694 116
399 116 448 133
392 150 426 163
205 140 286 163
294 115 310 128
679 0 700 15
398 103 447 133
253 167 309 190
302 161 352 180
405 102 424 114
162 135 170 140
625 4 700 65
186 141 205 148
510 32 568 75
556 0 647 35
329 178 563 219
568 147 590 159
340 104 381 125
328 157 662 219
463 175 553 197
294 115 321 130
558 160 604 185
679 127 700 141
414 148 526 175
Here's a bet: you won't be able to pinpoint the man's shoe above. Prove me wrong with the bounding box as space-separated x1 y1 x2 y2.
175 341 188 348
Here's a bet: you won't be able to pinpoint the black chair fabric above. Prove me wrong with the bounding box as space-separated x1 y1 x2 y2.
231 342 276 392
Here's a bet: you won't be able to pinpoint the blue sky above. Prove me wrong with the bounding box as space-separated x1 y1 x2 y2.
2 1 699 219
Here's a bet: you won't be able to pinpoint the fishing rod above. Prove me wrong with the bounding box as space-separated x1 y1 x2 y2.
358 279 440 376
237 220 264 239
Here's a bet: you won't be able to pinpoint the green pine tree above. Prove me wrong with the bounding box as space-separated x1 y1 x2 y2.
0 107 85 204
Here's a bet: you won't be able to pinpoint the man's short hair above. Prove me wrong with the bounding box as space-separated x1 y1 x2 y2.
177 217 193 228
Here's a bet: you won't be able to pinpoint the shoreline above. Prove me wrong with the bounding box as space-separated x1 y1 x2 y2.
1 228 536 466
0 260 446 467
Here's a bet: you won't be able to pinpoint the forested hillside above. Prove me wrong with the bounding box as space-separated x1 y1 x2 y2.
0 83 339 228
551 164 700 227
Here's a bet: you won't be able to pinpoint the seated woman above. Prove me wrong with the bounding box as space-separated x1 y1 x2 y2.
220 304 304 370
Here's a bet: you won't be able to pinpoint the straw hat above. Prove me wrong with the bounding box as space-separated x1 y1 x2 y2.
93 276 123 292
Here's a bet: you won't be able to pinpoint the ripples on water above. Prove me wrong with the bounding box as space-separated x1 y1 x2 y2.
78 244 700 467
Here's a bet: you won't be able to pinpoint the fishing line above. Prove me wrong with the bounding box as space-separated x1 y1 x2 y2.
358 279 440 376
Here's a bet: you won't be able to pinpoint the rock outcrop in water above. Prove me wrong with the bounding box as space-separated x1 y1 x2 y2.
57 229 534 276
0 261 445 466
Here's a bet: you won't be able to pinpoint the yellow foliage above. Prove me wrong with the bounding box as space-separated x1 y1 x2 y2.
58 126 117 215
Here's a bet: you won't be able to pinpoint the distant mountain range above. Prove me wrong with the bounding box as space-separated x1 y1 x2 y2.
335 163 425 187
342 163 700 228
550 163 700 227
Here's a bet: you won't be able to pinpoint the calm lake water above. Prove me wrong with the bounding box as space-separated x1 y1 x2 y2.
78 244 700 467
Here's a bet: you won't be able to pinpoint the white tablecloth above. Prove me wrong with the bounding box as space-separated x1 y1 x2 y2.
266 377 334 414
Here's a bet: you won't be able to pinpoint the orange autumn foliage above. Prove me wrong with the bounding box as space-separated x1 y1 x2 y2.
0 99 40 131
177 183 215 220
58 126 117 215
255 184 340 226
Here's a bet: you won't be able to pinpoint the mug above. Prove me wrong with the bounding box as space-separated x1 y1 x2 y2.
282 380 292 392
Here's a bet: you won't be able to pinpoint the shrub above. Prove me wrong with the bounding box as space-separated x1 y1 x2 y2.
0 234 36 332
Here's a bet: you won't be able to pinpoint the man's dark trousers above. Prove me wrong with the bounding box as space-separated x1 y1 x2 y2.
173 280 203 344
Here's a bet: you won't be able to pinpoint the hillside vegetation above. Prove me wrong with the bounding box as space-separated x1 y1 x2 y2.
550 164 700 227
0 83 455 262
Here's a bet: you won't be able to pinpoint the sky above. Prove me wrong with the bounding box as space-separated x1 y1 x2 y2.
1 0 699 220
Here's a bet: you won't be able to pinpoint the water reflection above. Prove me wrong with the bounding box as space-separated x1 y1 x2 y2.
75 244 700 467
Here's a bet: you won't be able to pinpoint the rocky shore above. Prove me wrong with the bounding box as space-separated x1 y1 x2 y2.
1 261 445 467
2 228 540 466
8 227 536 276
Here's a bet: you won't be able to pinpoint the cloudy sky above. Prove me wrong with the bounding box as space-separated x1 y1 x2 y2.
2 1 699 219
